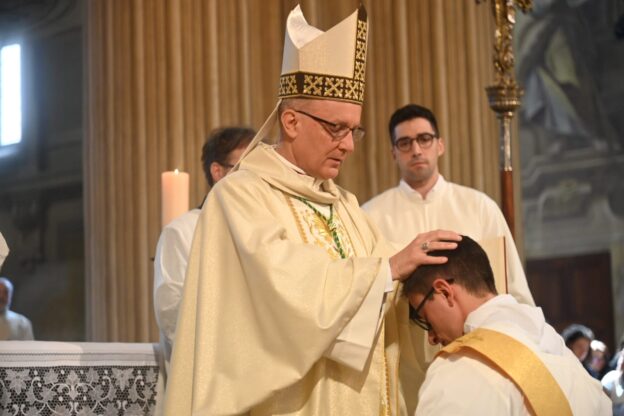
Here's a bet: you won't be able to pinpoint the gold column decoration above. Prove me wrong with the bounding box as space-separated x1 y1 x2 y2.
477 0 531 236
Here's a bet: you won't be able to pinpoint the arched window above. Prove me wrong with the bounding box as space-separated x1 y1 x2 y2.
1 43 21 146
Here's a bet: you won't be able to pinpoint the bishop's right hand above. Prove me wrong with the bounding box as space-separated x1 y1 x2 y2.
389 230 462 281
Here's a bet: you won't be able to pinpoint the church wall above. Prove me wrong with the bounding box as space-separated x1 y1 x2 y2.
517 0 624 351
0 1 84 341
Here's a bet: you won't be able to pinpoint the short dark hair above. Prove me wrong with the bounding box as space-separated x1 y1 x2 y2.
561 324 594 348
388 104 439 145
201 127 255 186
402 236 498 299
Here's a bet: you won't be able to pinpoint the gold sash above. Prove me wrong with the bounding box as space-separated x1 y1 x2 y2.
437 328 572 416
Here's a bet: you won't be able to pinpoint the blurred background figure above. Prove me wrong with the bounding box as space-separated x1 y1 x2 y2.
601 350 624 416
609 334 624 372
154 126 255 370
0 277 34 340
586 340 610 380
561 323 594 362
0 232 8 269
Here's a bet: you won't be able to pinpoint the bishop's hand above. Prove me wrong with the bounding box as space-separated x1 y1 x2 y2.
389 230 462 281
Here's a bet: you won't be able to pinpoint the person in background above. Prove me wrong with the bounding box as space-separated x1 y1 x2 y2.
586 339 610 380
153 126 254 369
0 232 8 269
609 334 624 372
402 236 610 415
362 104 534 306
602 350 624 416
0 277 34 341
561 323 594 362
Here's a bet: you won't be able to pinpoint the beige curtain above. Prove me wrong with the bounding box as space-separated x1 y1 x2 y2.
85 0 502 341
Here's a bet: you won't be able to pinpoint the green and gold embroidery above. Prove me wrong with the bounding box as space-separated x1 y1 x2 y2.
294 196 347 259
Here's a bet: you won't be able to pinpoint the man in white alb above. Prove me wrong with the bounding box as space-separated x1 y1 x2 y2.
403 236 610 415
363 104 534 306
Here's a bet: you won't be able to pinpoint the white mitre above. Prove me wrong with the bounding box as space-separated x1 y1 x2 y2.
279 4 368 103
238 4 369 160
0 232 8 270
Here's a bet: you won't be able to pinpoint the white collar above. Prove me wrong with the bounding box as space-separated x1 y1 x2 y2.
463 294 517 334
272 146 325 190
398 175 447 201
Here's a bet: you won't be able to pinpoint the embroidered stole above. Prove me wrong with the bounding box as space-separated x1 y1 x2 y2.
437 328 573 416
285 193 391 415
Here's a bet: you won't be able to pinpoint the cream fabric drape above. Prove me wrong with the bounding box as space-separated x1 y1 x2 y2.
85 0 501 341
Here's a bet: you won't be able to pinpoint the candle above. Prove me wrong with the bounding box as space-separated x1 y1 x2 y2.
161 169 190 228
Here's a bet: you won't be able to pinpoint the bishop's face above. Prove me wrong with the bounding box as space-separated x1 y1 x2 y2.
289 100 361 180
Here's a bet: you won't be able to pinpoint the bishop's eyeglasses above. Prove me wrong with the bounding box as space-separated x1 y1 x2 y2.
394 133 438 152
293 109 366 142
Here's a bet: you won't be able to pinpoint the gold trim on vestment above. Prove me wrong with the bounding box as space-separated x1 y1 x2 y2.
380 328 391 416
438 328 573 416
284 193 310 245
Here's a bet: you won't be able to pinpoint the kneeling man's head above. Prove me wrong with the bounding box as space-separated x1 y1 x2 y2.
403 236 498 346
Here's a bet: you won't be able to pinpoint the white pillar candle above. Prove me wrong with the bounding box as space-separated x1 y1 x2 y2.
161 169 190 228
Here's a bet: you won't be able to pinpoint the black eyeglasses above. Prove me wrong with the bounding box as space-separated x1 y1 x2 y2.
394 133 438 152
409 279 454 331
293 109 365 142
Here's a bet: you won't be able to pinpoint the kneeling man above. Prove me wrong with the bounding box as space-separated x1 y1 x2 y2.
403 236 610 415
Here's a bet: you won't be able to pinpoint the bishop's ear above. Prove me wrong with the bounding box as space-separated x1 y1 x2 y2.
280 109 299 140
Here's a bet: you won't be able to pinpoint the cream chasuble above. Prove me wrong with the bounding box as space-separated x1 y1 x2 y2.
164 143 423 415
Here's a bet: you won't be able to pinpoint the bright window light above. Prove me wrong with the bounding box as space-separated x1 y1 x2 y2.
1 44 22 146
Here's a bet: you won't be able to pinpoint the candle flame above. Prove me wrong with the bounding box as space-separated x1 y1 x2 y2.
174 168 179 174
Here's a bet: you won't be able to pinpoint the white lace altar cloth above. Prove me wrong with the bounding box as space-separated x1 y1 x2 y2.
0 341 163 415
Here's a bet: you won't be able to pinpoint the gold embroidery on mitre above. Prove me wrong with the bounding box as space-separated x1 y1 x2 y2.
325 77 344 98
354 61 365 81
303 75 324 96
279 75 298 96
281 73 365 104
356 40 366 62
357 18 367 40
344 79 359 101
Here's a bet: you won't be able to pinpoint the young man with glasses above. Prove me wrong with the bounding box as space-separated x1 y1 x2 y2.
403 236 610 415
363 103 533 307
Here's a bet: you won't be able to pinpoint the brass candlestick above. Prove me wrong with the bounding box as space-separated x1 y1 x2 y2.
477 0 532 236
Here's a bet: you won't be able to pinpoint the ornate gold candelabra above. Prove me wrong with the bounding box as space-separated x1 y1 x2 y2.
477 0 532 236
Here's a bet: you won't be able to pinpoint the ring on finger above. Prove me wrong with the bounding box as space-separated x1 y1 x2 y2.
421 241 430 252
